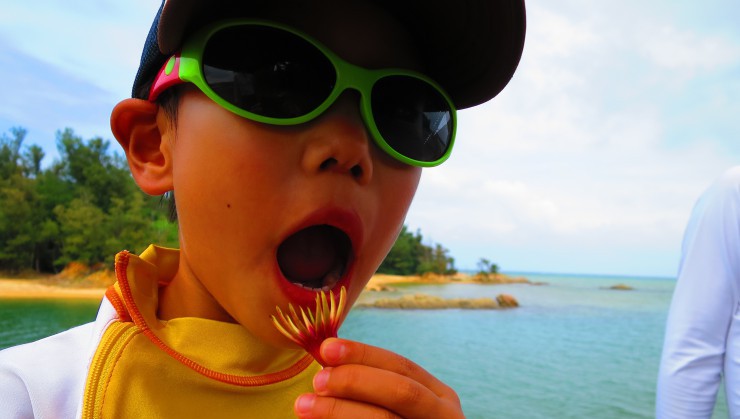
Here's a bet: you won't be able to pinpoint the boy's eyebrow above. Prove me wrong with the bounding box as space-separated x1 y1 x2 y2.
133 0 527 109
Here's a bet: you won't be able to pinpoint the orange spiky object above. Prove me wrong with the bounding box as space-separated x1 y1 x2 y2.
271 286 347 366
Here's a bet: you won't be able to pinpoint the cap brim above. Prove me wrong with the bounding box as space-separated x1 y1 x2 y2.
154 0 525 109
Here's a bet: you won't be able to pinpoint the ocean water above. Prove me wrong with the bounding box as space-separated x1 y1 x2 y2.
0 274 730 418
0 298 100 348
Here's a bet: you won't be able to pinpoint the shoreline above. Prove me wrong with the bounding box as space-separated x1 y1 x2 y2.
0 272 529 300
0 279 107 300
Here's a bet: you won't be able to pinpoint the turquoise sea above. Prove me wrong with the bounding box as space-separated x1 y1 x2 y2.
0 273 730 418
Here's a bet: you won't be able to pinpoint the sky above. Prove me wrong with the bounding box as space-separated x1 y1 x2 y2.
1 0 739 278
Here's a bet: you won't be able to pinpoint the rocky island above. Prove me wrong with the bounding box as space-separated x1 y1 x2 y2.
358 293 519 310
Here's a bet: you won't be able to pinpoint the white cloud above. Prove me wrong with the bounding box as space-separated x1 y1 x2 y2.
1 0 157 99
638 25 740 78
406 1 740 276
526 7 601 60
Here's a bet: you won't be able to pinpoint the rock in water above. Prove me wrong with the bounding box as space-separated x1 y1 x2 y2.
496 294 519 308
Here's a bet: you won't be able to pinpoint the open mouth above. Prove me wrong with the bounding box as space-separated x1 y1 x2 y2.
277 225 352 292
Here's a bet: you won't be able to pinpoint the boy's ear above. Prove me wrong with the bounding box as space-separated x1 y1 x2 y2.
111 98 174 195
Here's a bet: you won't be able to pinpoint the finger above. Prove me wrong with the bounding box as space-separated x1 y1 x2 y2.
294 393 402 419
312 365 458 419
320 338 459 402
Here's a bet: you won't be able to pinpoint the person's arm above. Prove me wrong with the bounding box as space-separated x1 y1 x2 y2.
0 322 99 419
657 168 740 418
294 338 464 419
0 364 34 419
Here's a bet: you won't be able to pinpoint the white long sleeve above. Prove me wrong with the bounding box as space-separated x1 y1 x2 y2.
657 166 740 418
0 299 116 419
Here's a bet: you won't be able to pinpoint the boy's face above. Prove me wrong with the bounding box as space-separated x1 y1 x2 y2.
163 1 424 347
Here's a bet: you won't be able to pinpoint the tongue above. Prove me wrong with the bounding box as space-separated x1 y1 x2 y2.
277 226 345 287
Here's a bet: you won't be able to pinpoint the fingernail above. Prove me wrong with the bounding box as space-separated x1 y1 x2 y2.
295 393 316 416
313 368 331 394
321 340 346 364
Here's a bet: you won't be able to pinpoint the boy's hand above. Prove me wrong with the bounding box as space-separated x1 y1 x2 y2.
294 338 465 419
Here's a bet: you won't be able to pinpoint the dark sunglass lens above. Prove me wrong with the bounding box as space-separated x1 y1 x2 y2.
202 25 336 118
371 76 453 162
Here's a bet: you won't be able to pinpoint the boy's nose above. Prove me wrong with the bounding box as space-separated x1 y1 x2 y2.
299 94 373 185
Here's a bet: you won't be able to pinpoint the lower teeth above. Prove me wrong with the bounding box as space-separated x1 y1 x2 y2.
294 265 343 292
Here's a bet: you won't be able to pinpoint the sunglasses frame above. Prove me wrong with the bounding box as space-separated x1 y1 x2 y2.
148 19 457 167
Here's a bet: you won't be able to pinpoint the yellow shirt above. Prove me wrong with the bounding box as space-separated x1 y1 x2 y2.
82 245 320 418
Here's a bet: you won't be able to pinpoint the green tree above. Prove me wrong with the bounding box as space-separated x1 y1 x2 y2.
54 197 107 266
377 226 456 275
476 258 500 277
0 128 66 272
0 126 180 273
419 243 457 275
104 194 156 258
377 226 422 275
34 169 76 216
28 170 76 272
0 175 38 271
150 216 180 249
22 144 45 178
33 219 61 273
54 129 133 212
0 127 26 179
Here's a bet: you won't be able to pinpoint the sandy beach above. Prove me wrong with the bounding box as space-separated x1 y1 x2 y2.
0 275 406 300
0 272 528 300
0 278 107 300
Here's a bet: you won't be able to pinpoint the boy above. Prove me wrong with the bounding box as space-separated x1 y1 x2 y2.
0 0 525 417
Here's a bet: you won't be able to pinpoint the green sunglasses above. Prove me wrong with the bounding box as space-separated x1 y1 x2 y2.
148 19 457 167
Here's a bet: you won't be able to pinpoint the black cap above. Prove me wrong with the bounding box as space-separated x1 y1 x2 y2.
132 0 526 109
